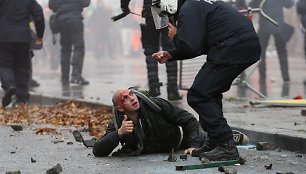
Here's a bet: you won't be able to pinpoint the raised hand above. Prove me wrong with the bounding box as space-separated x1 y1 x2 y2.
118 115 134 137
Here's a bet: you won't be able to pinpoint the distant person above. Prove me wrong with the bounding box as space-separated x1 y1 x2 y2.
29 29 43 88
0 0 45 107
249 0 294 85
49 0 90 85
296 0 306 84
88 1 114 59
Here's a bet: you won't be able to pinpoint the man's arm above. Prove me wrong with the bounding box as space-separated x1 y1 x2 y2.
48 0 58 12
92 122 121 157
283 0 294 9
153 98 201 148
297 0 306 15
171 0 207 60
31 0 45 39
79 0 90 8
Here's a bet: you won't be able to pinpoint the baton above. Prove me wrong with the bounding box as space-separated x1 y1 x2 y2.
111 12 129 22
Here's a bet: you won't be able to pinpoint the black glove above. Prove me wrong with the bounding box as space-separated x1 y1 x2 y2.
120 0 131 13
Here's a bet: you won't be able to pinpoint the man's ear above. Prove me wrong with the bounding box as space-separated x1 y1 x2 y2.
117 105 124 112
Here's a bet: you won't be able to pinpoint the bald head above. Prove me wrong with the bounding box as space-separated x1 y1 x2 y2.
112 88 140 112
112 88 126 106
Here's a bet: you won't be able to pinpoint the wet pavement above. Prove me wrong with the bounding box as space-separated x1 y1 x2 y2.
29 52 306 145
1 51 306 173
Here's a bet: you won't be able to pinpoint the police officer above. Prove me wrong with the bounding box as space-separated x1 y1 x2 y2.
249 0 294 84
49 0 90 85
152 0 261 161
121 0 182 100
296 0 306 84
0 0 45 107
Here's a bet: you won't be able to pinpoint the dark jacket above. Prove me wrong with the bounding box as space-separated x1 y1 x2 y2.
0 0 44 43
249 0 294 33
48 0 90 22
297 0 306 28
93 96 201 157
169 0 261 65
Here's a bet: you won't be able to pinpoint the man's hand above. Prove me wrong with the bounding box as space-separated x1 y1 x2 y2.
184 147 195 155
168 23 177 40
120 0 130 13
152 51 172 64
118 115 134 137
36 37 43 45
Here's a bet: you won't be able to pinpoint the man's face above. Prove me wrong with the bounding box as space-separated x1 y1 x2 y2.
116 89 140 112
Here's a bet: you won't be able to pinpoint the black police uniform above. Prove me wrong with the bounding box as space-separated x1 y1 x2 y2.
297 0 306 59
168 0 260 146
121 0 181 100
297 0 306 84
49 0 90 85
92 95 204 157
0 0 45 105
249 0 294 83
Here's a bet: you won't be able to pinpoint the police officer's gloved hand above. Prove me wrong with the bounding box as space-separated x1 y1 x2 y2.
121 0 131 13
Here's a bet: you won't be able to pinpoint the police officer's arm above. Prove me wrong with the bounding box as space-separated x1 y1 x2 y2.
31 0 45 40
79 0 91 8
121 0 131 13
169 0 207 60
92 121 122 157
297 0 306 15
48 0 58 12
283 0 294 8
248 0 261 8
153 98 201 148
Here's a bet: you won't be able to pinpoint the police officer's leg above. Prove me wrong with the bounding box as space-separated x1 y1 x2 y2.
274 33 290 82
14 43 31 103
160 27 182 100
304 32 306 59
0 43 16 106
141 18 161 96
70 20 88 85
258 30 270 84
59 22 72 85
188 62 252 159
303 33 306 84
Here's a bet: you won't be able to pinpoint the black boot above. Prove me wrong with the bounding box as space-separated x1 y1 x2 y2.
199 139 239 161
2 86 16 107
149 83 162 97
149 86 161 97
192 140 216 157
167 88 182 101
71 76 89 85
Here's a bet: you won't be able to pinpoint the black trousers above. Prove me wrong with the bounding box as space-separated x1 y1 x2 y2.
187 62 253 143
141 17 179 91
0 43 31 101
258 31 290 82
58 19 85 81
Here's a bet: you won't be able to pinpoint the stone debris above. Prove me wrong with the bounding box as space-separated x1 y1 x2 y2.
6 171 21 174
264 163 272 170
31 157 36 163
256 142 276 151
179 154 187 160
46 163 63 174
10 125 23 131
166 148 177 162
218 166 237 174
300 108 306 116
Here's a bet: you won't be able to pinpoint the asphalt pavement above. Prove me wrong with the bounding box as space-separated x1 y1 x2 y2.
1 51 306 173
